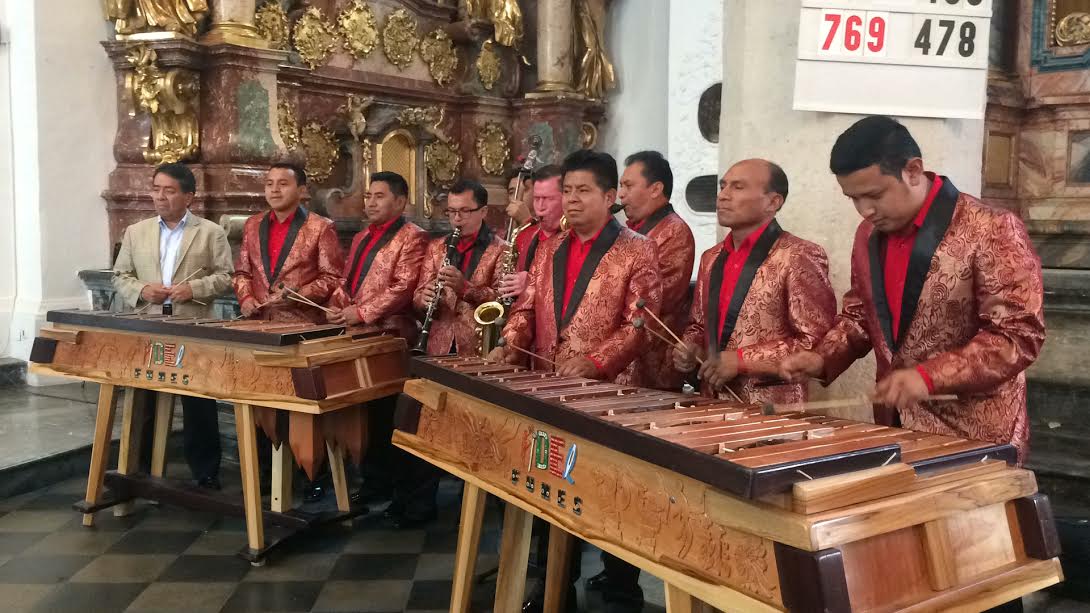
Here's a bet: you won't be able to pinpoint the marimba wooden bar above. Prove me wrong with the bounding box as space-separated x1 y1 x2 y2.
29 309 409 564
393 356 1063 612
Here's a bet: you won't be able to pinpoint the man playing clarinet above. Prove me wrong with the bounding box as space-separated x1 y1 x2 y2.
780 116 1046 467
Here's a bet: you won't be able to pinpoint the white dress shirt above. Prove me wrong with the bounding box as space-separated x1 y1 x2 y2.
159 211 190 304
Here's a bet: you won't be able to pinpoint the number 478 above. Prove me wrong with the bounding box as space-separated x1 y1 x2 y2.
822 12 886 54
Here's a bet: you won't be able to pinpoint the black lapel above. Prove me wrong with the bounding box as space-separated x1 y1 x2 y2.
346 217 406 293
709 220 783 353
262 207 308 284
552 218 623 331
868 231 896 352
522 232 541 272
894 177 959 351
464 224 493 280
634 203 674 236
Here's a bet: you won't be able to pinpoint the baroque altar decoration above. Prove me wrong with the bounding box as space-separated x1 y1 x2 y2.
126 45 200 164
293 7 339 70
475 121 510 176
338 0 380 60
105 0 209 39
419 30 459 86
475 40 501 91
255 1 290 50
383 8 420 70
299 122 340 183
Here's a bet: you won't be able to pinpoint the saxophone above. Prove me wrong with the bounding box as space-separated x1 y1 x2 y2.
413 227 461 355
474 218 537 355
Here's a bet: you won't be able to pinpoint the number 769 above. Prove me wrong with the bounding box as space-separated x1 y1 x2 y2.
822 12 886 54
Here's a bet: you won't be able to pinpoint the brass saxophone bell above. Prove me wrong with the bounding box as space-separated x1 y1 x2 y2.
560 215 570 232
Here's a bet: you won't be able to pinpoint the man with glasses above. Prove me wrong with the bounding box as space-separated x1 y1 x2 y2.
412 179 507 356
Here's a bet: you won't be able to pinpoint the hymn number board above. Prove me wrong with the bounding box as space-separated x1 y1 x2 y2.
794 0 993 119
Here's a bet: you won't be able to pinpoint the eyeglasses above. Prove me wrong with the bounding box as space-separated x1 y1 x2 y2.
445 206 484 218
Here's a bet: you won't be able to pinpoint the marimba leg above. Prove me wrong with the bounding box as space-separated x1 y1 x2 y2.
326 441 351 513
450 483 487 613
114 388 147 517
493 504 534 612
234 403 266 563
665 583 716 613
543 525 575 613
82 384 119 527
150 392 175 477
271 442 293 513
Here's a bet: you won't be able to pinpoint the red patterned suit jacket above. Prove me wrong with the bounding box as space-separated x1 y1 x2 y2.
683 220 837 404
620 205 696 389
232 207 345 323
503 219 663 383
816 178 1045 463
412 226 506 356
329 217 428 342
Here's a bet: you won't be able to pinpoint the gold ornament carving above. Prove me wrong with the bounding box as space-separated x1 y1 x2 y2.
463 0 523 48
574 0 616 99
105 0 208 39
580 122 598 149
293 7 339 70
382 8 419 70
277 98 301 151
299 122 339 183
424 140 462 188
419 30 459 86
125 46 200 164
340 94 374 142
397 105 450 143
475 122 510 176
255 1 290 50
337 0 379 60
1056 12 1090 46
476 40 501 90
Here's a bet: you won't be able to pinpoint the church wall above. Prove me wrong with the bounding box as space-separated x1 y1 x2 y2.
719 0 984 411
2 0 115 364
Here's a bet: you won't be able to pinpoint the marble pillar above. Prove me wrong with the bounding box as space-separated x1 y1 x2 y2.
534 0 575 93
202 0 265 48
720 0 984 412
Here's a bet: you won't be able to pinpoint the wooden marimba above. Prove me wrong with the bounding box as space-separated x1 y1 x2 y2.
29 310 408 563
393 356 1063 613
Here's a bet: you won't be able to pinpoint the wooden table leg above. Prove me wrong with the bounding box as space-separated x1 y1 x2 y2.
150 392 175 478
450 483 487 613
114 388 146 517
82 384 119 527
234 403 265 563
543 524 575 613
326 441 351 513
493 503 534 612
271 442 293 513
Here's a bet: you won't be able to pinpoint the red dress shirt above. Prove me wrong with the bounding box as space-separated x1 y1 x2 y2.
563 224 607 316
455 230 479 274
267 209 297 270
349 217 398 294
716 221 772 370
882 172 943 392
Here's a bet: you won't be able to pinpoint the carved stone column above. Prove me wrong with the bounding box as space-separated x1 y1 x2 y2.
533 0 575 93
202 0 265 48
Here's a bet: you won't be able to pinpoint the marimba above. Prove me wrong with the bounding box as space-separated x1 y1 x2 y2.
393 356 1063 613
29 310 408 563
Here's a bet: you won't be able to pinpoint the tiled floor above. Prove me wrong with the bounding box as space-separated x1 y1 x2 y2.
0 471 674 613
0 382 106 469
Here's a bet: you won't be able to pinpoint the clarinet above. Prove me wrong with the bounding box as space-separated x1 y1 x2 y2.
413 227 462 355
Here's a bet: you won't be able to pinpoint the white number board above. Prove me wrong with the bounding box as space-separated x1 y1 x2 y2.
793 0 992 119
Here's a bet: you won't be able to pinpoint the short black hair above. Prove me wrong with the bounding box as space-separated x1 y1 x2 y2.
561 150 618 192
449 178 489 208
624 150 673 199
766 161 789 204
504 166 534 186
533 164 562 182
269 161 307 185
370 171 409 198
153 163 196 194
829 115 922 178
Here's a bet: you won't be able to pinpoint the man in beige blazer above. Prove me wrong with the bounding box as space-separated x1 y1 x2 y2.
112 163 233 488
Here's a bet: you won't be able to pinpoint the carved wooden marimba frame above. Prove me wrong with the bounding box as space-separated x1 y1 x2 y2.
28 310 408 564
393 356 1064 613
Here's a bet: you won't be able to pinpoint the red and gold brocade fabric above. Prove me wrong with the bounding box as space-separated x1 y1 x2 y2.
411 227 506 356
620 207 695 389
232 207 345 324
683 224 837 404
328 218 428 342
816 179 1045 463
503 219 663 383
